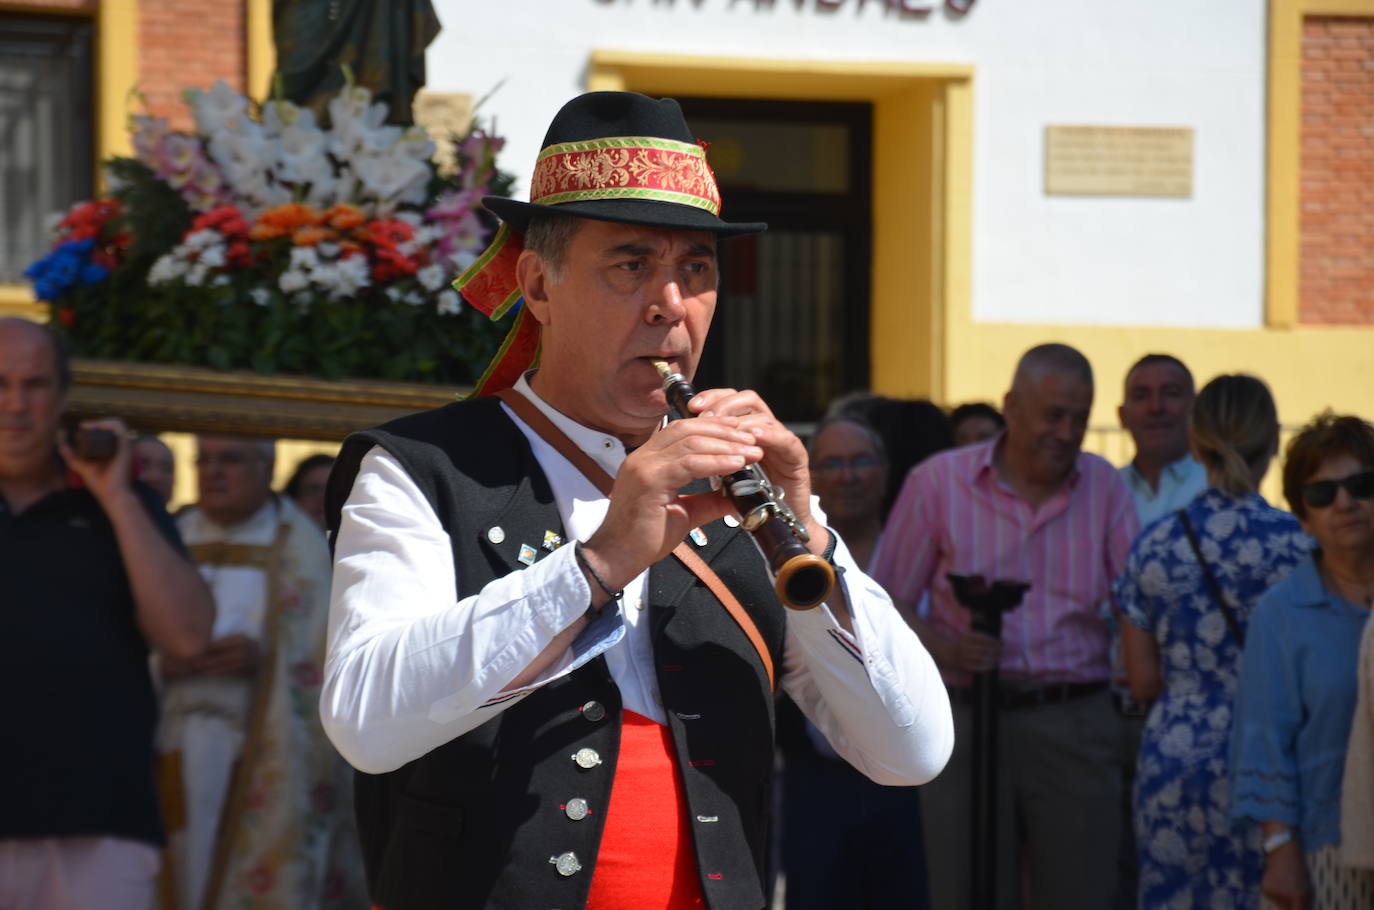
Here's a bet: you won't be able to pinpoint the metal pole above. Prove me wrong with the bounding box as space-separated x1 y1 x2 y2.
948 574 1029 910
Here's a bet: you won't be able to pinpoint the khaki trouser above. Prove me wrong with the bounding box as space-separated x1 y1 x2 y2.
920 690 1122 910
0 836 158 910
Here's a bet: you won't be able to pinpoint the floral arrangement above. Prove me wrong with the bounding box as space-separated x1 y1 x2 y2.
26 81 513 383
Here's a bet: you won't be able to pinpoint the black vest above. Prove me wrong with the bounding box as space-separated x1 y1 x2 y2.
327 398 788 910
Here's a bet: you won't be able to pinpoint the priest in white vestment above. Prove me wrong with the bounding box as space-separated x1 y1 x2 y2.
156 436 364 910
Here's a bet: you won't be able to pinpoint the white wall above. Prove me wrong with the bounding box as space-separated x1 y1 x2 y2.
426 0 1268 329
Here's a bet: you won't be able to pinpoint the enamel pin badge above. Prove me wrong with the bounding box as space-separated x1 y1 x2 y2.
517 544 538 566
689 527 708 547
542 530 563 551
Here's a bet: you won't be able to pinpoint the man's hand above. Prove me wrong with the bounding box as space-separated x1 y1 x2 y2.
581 414 762 591
680 387 827 553
58 417 133 508
943 629 1003 673
1261 840 1311 910
162 634 261 679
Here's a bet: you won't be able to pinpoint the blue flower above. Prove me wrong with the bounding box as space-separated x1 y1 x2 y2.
24 238 108 301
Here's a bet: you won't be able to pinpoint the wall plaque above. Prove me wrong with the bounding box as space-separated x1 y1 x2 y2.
1044 125 1193 198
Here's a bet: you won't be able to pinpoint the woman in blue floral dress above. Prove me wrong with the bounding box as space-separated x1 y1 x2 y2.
1114 376 1310 909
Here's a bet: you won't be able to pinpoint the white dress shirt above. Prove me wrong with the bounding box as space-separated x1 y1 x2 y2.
321 375 952 786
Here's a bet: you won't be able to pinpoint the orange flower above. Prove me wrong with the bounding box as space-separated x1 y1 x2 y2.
322 204 366 231
292 225 336 247
251 203 323 241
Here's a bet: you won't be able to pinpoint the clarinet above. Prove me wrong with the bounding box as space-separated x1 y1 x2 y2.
653 361 836 610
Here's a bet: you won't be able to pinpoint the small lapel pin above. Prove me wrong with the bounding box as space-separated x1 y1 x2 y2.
542 530 563 551
517 543 537 566
723 514 740 528
689 527 708 547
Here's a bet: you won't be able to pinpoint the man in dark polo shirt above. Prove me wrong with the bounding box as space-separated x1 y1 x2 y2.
0 318 214 910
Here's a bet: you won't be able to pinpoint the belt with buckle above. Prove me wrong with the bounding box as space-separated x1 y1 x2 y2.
948 681 1109 710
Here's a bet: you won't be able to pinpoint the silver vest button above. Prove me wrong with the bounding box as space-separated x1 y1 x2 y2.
581 700 606 723
550 852 581 876
565 798 590 821
486 526 506 544
571 747 602 769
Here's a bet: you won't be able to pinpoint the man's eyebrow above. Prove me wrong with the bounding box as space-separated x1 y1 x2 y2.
604 243 654 258
601 242 718 259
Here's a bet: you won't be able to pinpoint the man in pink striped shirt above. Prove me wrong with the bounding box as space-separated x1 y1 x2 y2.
871 343 1139 910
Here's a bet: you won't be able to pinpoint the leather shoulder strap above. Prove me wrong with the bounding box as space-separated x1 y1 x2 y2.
495 388 776 689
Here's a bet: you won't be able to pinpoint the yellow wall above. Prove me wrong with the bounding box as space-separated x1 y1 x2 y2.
588 52 972 405
592 41 1374 474
933 0 1374 436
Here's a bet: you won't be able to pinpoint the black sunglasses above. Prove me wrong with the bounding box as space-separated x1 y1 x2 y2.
1300 470 1374 509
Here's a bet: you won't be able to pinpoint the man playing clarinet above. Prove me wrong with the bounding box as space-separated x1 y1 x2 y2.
321 91 952 910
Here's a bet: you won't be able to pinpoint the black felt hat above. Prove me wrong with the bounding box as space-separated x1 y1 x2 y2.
482 91 766 236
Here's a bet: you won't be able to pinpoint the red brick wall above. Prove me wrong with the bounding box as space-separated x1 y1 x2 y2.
1299 16 1374 325
139 0 247 131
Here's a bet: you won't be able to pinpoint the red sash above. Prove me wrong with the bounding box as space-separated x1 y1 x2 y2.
586 711 705 909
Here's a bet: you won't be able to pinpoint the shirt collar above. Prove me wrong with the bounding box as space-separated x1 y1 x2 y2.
513 372 629 477
1286 552 1345 611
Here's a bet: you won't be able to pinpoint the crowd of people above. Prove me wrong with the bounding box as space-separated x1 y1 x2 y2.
781 346 1374 910
3 88 1372 910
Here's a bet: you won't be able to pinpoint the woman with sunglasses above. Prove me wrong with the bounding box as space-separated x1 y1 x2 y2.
1115 374 1310 909
1231 411 1374 909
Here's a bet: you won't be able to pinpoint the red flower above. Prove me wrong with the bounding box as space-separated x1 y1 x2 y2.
58 308 75 329
226 241 253 268
193 206 251 239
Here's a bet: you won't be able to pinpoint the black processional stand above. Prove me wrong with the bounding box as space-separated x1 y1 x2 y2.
946 573 1030 910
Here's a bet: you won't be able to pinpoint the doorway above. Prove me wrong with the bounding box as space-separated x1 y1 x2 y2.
678 98 872 423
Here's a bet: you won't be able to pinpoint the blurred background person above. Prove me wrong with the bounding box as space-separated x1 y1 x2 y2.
1117 354 1207 525
776 414 930 910
157 435 363 910
831 394 953 521
131 433 176 507
1109 352 1207 907
1115 374 1308 909
1343 609 1374 873
283 452 335 532
0 319 213 910
949 401 1005 448
1231 412 1374 909
872 343 1138 910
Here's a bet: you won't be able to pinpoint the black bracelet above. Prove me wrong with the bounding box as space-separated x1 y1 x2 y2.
574 542 623 605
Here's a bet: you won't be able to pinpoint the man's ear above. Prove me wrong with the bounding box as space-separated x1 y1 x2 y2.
1117 403 1127 430
516 250 553 327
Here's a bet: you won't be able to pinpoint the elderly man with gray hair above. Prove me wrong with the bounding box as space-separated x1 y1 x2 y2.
157 435 364 909
871 342 1141 910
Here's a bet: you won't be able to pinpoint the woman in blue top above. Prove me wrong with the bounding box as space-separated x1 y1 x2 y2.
1231 412 1374 909
1115 375 1310 909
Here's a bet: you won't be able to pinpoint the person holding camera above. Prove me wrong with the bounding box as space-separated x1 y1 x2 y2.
0 318 214 910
